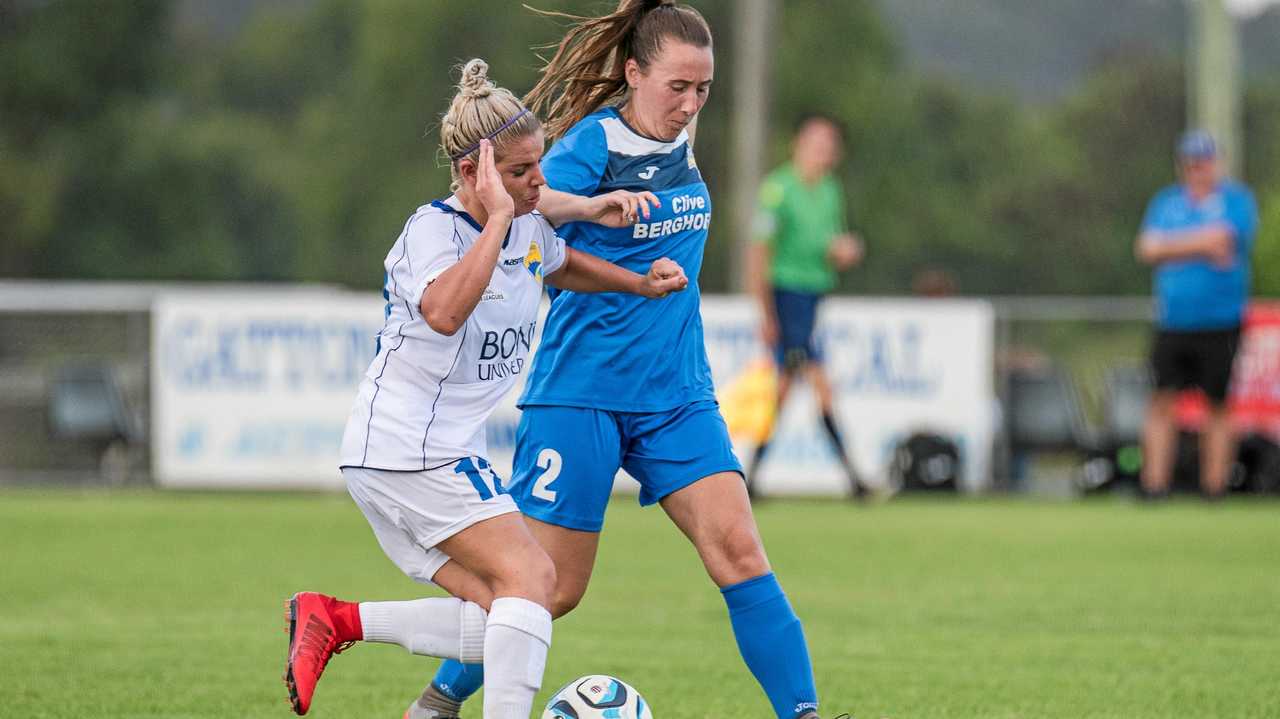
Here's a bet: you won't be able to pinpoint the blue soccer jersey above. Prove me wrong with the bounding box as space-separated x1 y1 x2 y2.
519 107 716 411
1141 180 1258 331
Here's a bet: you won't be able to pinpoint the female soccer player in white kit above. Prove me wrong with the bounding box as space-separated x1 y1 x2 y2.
282 59 687 719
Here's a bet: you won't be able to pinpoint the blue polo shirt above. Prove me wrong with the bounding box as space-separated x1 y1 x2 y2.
1140 180 1258 331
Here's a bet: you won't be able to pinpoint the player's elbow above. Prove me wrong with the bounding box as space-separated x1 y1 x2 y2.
1135 238 1158 265
542 267 568 292
423 307 462 336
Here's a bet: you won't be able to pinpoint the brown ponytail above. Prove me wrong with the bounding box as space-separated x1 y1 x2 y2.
523 0 711 141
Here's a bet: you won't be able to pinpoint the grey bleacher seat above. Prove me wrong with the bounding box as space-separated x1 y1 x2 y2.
1101 366 1151 446
48 363 139 443
1007 365 1095 454
45 363 143 484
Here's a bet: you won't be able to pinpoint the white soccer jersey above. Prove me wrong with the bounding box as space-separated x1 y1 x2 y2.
340 196 566 471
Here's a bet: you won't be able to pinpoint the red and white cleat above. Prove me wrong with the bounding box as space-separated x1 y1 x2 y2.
283 592 355 715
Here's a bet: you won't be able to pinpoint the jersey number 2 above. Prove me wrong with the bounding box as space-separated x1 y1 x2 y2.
532 448 562 502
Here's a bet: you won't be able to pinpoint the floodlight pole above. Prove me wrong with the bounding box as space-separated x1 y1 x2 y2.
728 0 775 292
1188 0 1243 176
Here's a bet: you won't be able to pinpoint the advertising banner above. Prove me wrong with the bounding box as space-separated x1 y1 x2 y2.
153 292 995 493
700 297 996 494
151 291 382 488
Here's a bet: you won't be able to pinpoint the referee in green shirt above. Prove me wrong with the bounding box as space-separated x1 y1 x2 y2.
746 113 866 499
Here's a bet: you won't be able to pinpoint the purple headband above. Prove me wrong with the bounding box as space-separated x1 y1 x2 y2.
449 109 531 162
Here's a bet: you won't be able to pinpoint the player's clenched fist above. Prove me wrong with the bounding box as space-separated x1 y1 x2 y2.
640 257 688 298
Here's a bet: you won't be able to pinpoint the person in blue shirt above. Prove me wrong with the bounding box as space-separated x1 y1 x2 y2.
1135 129 1258 499
416 3 828 719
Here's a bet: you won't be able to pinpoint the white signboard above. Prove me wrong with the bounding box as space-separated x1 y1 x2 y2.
152 291 994 493
152 291 383 488
700 297 995 493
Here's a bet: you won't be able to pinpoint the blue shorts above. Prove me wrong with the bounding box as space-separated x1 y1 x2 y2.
508 400 743 532
773 288 824 369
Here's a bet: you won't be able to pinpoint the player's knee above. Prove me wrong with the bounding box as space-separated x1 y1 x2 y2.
485 547 557 608
549 583 585 619
525 551 558 608
547 570 591 616
466 583 495 610
714 525 769 584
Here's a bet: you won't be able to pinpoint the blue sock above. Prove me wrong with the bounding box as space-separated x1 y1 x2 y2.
431 659 484 702
721 573 819 719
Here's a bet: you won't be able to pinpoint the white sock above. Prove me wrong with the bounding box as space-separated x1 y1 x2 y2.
358 598 487 662
482 597 553 719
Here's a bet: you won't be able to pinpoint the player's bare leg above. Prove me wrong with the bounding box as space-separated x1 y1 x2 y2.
286 514 554 718
809 363 835 417
436 514 556 719
1140 390 1178 497
436 514 556 607
662 472 819 718
409 517 601 718
429 516 599 620
432 560 495 609
661 472 771 586
1199 404 1235 499
523 516 602 618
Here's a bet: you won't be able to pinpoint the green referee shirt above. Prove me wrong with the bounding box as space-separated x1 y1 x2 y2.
754 163 846 294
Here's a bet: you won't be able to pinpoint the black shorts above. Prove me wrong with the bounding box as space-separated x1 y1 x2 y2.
1150 326 1241 405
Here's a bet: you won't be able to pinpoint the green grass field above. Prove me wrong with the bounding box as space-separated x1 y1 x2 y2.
3 490 1278 719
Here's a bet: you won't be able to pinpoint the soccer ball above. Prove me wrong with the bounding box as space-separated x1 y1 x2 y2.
541 675 653 719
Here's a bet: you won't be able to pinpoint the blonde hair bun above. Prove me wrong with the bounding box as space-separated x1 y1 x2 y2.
459 59 493 99
438 59 540 190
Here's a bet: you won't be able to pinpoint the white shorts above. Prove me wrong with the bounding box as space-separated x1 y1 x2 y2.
343 461 519 585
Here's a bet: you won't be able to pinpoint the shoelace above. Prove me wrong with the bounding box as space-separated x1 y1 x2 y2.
298 615 353 667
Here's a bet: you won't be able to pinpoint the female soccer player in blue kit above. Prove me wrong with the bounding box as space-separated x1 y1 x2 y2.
422 3 827 719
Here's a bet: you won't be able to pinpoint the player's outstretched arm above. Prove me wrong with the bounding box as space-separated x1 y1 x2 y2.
421 140 513 335
545 248 688 298
537 188 661 228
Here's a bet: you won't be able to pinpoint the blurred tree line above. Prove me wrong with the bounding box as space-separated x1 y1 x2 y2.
2 0 1278 296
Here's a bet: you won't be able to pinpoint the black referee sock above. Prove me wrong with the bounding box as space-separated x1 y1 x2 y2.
821 411 848 457
822 412 862 488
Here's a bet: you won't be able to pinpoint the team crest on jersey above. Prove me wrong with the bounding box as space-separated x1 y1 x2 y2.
524 241 543 280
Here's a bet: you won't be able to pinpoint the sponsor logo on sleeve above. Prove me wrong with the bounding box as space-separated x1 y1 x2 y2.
524 241 543 280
